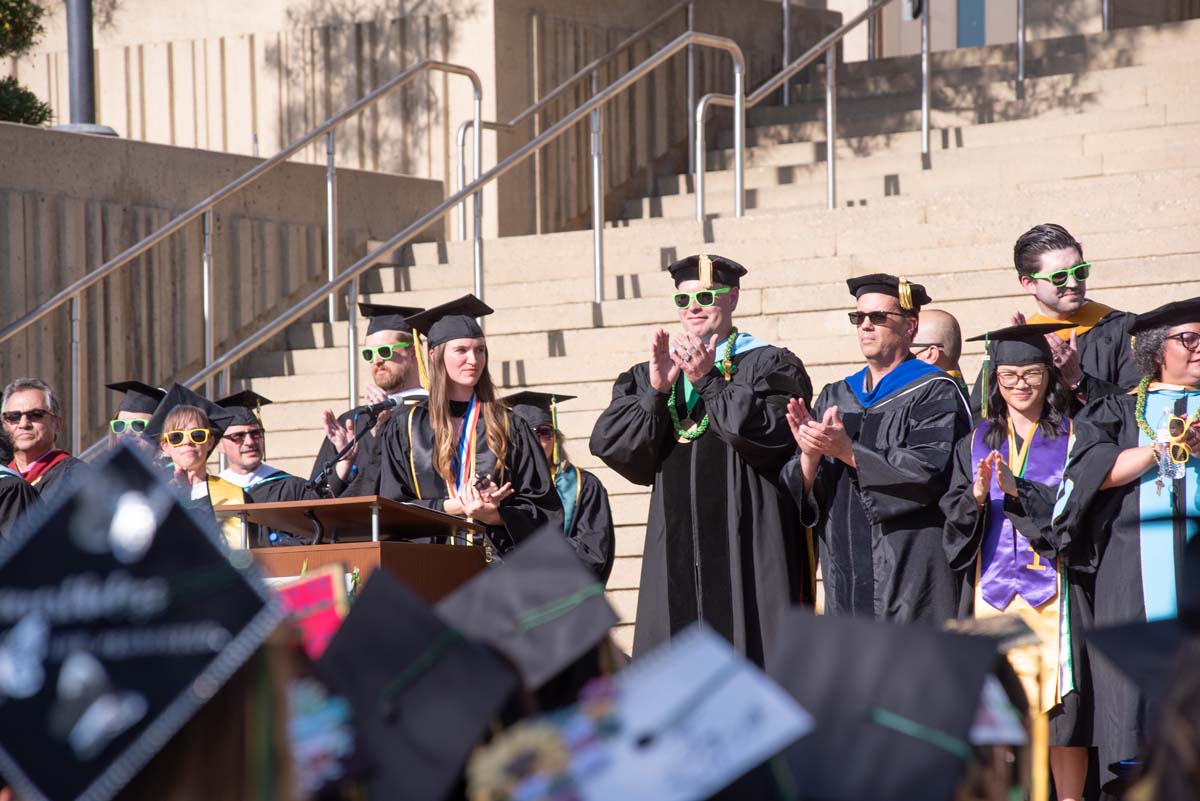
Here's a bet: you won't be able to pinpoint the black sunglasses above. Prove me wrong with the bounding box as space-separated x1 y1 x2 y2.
848 310 907 327
1 409 51 425
533 424 555 438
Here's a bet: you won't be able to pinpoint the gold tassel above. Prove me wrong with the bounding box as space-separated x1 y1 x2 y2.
413 332 430 391
550 394 560 477
898 276 914 312
698 253 714 290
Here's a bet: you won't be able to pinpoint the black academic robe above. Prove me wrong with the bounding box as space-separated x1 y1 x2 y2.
240 469 326 545
589 345 814 667
784 369 970 624
30 456 90 507
941 431 1093 747
1053 389 1200 789
379 402 562 555
560 466 616 583
311 396 427 497
0 470 38 537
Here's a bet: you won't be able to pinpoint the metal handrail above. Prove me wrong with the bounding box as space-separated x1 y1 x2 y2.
2 59 483 452
77 30 746 461
693 0 930 219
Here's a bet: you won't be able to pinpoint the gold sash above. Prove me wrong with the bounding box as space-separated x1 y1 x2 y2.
1028 300 1115 340
207 476 247 548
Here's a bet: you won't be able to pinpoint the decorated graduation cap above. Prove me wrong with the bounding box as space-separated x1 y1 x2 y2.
847 273 932 312
216 389 272 429
317 569 519 801
435 526 618 694
0 443 282 801
143 383 237 442
666 253 748 288
106 380 166 415
966 322 1074 366
359 301 424 336
767 610 1012 801
404 294 494 349
1129 296 1200 334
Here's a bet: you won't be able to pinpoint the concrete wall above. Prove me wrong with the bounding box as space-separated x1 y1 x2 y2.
0 122 442 449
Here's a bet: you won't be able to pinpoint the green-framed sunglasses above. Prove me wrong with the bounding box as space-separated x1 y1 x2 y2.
1029 261 1090 288
109 419 148 434
360 342 412 362
672 286 732 309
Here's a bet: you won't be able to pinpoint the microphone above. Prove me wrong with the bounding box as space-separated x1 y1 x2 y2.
349 398 399 416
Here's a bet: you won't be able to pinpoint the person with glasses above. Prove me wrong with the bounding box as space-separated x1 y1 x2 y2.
1 378 90 505
1052 297 1200 792
590 254 814 666
0 426 39 537
311 302 428 498
505 390 615 582
105 380 166 452
782 274 970 624
941 323 1091 801
912 309 968 405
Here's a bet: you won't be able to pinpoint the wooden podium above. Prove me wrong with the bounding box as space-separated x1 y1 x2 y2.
215 496 488 603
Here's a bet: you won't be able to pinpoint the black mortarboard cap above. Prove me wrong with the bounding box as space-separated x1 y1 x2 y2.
106 380 166 415
965 322 1074 366
359 302 424 336
318 569 519 801
767 610 1004 801
666 253 748 288
435 526 617 692
216 389 272 429
143 383 237 441
502 390 577 429
404 295 493 349
1129 297 1200 334
847 273 932 311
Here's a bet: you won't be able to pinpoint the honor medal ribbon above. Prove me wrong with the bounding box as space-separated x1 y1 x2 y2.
453 394 481 497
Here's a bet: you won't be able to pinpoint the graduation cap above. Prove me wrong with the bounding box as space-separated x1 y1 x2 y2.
965 322 1075 366
503 390 576 430
404 295 494 350
435 526 618 694
215 389 272 429
666 253 748 289
359 302 424 336
1129 297 1200 334
766 610 1007 801
143 383 238 442
317 569 519 801
847 273 932 312
106 381 166 416
0 442 281 801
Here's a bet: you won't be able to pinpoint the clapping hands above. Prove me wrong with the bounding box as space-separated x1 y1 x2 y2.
786 398 854 466
972 451 1017 505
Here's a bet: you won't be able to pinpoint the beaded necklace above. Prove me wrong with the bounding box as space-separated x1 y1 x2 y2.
668 328 740 443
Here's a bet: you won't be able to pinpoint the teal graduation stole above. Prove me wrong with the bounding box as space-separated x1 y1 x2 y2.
555 465 580 535
679 331 769 412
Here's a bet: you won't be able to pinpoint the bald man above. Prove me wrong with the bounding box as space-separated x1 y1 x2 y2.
912 309 968 403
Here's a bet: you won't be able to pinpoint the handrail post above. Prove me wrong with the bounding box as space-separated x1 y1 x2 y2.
70 294 81 454
1017 0 1026 84
456 120 470 242
825 48 837 210
202 209 215 398
590 71 605 304
781 0 791 105
920 0 931 157
326 132 339 324
1101 0 1110 32
686 2 696 175
472 89 484 301
695 96 708 223
734 65 745 218
347 275 359 410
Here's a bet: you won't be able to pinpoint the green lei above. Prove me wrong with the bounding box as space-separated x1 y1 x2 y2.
668 328 740 442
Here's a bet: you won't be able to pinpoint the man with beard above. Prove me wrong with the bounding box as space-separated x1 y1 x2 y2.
311 303 427 496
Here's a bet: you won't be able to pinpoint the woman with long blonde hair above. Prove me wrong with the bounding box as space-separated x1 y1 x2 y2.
379 296 561 554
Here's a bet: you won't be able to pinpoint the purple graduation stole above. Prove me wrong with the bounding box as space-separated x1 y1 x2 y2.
970 420 1070 610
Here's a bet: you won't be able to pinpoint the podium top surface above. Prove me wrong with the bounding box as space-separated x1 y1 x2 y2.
214 495 485 540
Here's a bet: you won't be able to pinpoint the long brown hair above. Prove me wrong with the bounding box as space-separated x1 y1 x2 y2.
427 341 510 486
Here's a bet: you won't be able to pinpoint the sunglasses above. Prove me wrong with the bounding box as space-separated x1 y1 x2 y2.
1029 261 1090 288
225 429 265 445
1166 415 1194 465
996 368 1047 389
533 424 555 439
1166 331 1200 353
109 419 148 434
360 342 412 362
162 428 211 446
848 310 908 327
672 286 732 309
1 409 52 425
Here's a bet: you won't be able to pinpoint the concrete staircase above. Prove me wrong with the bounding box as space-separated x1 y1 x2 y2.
232 17 1200 652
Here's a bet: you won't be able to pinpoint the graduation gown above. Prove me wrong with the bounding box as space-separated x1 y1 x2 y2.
941 424 1092 747
311 393 427 498
222 465 325 545
589 344 814 666
379 402 562 555
0 467 38 537
1053 388 1200 787
784 361 970 624
27 455 89 507
556 464 616 583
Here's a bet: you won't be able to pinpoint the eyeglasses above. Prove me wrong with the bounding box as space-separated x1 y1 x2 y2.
109 419 148 434
911 342 943 355
533 424 555 439
672 286 732 309
1 409 51 425
225 429 265 445
996 368 1048 389
361 342 412 362
1166 415 1193 465
1166 331 1200 353
1028 261 1090 288
162 428 210 446
848 310 907 327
